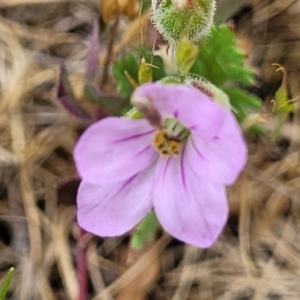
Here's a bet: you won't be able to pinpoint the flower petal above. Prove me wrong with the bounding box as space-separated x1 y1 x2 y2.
131 83 227 140
77 168 154 237
74 117 157 185
153 151 228 248
186 111 247 185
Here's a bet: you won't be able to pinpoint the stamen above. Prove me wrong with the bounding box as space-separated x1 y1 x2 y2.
151 118 190 157
152 129 181 157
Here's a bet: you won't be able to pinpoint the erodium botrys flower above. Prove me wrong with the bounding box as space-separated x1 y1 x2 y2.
74 83 247 248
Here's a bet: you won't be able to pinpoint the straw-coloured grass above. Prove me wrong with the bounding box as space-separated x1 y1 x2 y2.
1 0 300 299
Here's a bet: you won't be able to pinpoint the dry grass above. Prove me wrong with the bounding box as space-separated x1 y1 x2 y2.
0 0 300 299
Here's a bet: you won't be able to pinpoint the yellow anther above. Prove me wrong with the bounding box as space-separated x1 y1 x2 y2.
152 130 181 157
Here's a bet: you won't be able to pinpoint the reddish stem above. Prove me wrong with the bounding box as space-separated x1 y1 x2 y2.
100 17 119 89
76 16 120 300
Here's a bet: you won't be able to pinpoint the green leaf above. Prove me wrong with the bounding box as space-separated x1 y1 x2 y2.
223 87 261 121
248 124 265 136
130 212 159 250
191 26 253 85
113 53 139 100
190 25 260 121
0 268 14 300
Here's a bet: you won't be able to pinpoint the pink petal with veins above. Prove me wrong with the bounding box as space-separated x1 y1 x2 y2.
74 117 157 185
77 167 154 237
153 149 228 248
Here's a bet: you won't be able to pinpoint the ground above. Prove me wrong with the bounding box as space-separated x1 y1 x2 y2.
0 0 300 299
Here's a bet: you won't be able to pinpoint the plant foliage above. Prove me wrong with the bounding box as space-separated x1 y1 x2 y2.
190 25 261 121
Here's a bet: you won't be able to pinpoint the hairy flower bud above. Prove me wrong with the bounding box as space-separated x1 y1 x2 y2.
151 0 216 43
185 77 233 110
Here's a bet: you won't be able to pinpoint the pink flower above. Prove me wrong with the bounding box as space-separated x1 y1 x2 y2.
74 83 247 248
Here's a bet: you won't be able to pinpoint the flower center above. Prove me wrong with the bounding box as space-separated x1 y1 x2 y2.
151 119 190 157
152 129 181 157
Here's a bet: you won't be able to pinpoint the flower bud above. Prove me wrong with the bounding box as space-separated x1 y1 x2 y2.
175 38 199 73
185 76 233 110
272 64 295 114
151 0 216 43
138 57 153 84
100 0 118 23
100 0 139 23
